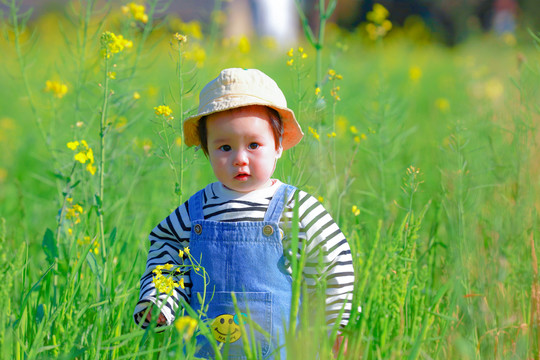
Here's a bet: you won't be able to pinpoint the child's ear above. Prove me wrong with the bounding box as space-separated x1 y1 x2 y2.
276 146 283 159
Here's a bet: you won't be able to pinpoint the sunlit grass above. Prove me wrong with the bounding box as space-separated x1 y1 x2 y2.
0 0 539 359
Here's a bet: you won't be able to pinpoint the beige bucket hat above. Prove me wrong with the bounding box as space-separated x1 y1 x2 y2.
183 68 304 150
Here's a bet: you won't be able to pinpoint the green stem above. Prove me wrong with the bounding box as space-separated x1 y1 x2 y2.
177 44 185 205
53 162 77 298
294 0 336 88
98 56 110 259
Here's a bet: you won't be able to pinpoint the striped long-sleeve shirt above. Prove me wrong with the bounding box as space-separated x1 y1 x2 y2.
134 180 355 329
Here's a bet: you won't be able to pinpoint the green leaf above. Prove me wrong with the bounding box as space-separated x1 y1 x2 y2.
94 194 102 208
174 182 182 196
86 252 104 290
35 303 45 324
15 262 55 329
109 227 117 243
42 228 57 261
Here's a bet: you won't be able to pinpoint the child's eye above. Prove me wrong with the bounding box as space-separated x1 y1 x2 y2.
219 145 231 152
248 143 259 150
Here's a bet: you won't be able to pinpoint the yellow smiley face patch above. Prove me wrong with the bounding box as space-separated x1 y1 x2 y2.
211 314 241 343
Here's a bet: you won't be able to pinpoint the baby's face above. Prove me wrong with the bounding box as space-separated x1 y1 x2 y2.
206 106 281 193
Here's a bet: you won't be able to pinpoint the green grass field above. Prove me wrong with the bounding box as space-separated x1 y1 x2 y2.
0 0 539 358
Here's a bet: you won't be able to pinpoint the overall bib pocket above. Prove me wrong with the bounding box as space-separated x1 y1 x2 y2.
192 291 273 359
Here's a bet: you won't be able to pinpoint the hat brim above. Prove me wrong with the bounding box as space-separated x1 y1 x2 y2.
183 101 303 151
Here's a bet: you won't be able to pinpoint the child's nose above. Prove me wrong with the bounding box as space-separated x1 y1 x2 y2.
233 150 248 166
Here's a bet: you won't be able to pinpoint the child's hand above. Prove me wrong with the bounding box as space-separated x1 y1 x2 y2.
332 333 348 358
145 307 167 325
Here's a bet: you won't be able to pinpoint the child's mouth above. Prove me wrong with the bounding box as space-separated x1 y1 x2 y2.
235 173 250 181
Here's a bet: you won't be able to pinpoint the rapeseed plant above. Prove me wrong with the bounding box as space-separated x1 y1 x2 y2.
67 140 97 175
175 316 198 340
44 80 68 98
100 31 133 58
121 2 149 24
365 3 393 40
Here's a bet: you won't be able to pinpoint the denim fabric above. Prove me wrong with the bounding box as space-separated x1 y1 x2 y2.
188 184 296 360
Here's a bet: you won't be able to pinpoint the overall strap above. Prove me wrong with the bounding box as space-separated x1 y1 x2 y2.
188 189 205 221
264 184 296 223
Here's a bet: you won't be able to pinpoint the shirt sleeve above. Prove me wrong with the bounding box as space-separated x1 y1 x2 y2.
286 190 355 328
133 202 192 328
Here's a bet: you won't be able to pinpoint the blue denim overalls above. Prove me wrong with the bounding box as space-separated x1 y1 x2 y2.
188 184 296 359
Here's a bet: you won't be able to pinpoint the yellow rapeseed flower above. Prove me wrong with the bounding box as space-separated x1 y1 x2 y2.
122 3 148 24
86 163 97 175
287 59 294 66
101 31 133 58
179 249 184 258
409 66 422 82
287 48 294 57
154 105 173 117
66 203 84 224
317 196 324 203
382 19 392 31
315 87 321 96
183 44 206 68
74 152 89 164
175 316 198 340
107 71 116 79
133 91 141 100
184 247 190 256
153 271 180 294
45 80 68 99
327 132 337 138
174 33 187 43
350 126 358 134
308 126 320 141
328 69 343 81
175 137 182 147
67 139 96 175
175 20 203 40
365 4 392 40
367 3 389 24
330 86 341 101
337 115 348 134
352 205 360 216
435 98 450 112
238 35 250 53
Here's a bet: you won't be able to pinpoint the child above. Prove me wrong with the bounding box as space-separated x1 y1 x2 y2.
134 68 355 358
